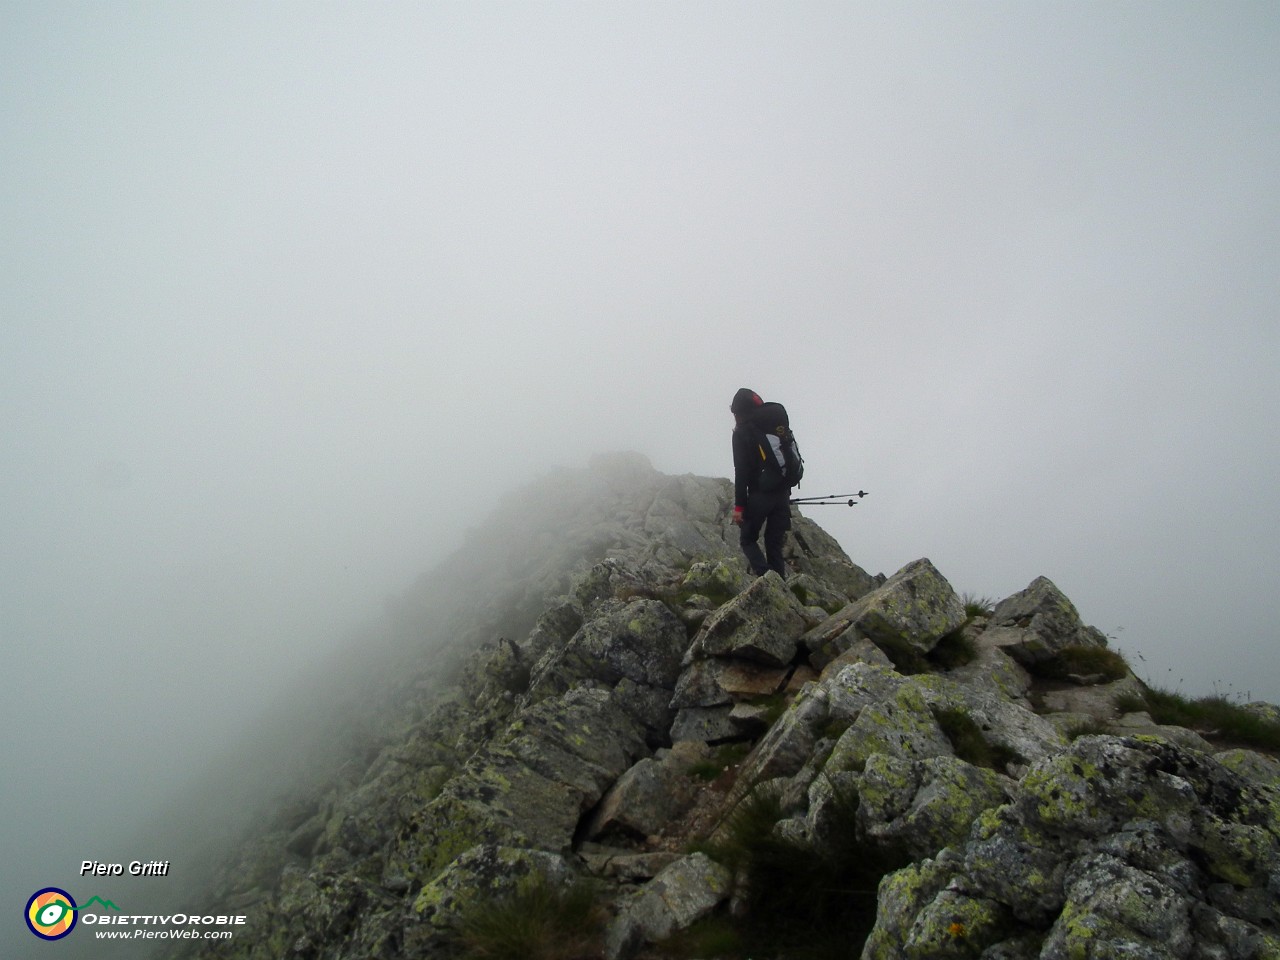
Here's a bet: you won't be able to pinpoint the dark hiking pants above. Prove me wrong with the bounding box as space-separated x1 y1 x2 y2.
740 489 791 577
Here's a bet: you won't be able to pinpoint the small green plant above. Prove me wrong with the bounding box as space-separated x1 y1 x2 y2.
1032 645 1130 684
1119 686 1280 752
933 707 1021 771
929 628 978 670
961 592 996 619
1114 689 1146 714
452 874 606 960
1063 718 1113 740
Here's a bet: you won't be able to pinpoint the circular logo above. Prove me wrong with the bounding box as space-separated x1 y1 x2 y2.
25 888 78 940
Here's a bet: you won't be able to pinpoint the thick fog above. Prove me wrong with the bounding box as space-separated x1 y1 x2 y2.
3 2 1278 954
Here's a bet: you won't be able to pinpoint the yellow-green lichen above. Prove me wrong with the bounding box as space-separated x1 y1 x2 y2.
1021 756 1104 829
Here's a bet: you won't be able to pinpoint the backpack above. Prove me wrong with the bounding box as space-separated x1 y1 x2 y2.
751 401 804 491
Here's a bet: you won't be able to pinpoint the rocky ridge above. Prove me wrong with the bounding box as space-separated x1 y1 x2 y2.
175 454 1280 960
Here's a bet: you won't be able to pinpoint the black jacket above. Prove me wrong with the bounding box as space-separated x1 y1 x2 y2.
732 402 791 508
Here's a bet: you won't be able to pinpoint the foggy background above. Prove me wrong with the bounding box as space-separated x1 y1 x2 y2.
3 2 1277 954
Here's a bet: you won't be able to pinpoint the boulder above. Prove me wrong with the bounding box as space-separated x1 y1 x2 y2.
852 753 1010 861
865 735 1280 959
987 575 1110 667
733 681 831 786
691 571 810 666
670 657 790 709
604 853 732 959
406 844 573 953
804 558 965 668
584 755 699 842
528 597 689 702
823 682 953 772
670 705 751 743
387 684 648 882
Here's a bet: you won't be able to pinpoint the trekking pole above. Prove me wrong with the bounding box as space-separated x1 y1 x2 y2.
789 491 868 506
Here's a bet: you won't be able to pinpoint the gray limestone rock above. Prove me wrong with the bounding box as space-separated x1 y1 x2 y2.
804 558 966 668
585 755 699 842
528 596 689 703
670 656 790 709
604 853 732 959
691 570 810 666
853 753 1010 861
864 735 1280 960
988 575 1110 667
406 844 574 953
733 681 831 786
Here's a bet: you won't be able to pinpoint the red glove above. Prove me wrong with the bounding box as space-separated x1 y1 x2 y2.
732 506 744 525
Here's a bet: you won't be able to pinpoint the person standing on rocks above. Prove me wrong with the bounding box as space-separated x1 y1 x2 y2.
730 387 795 577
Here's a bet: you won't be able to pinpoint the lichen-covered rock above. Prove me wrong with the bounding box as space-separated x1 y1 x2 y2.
407 844 573 953
388 684 648 883
860 849 967 960
915 673 1066 766
804 558 965 667
1110 709 1217 753
943 617 1035 703
987 575 1110 667
691 570 810 665
786 513 882 600
818 636 895 681
604 853 732 959
854 753 1010 861
1038 852 1192 959
678 558 750 605
824 682 954 772
734 681 831 786
865 735 1280 960
670 656 789 708
824 661 913 723
1216 747 1280 784
787 572 855 616
527 596 689 702
585 755 699 841
523 596 585 663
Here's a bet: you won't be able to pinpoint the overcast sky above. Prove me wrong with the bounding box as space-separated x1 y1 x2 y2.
3 1 1277 950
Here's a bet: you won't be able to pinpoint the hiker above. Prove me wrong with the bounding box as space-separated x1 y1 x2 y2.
730 387 800 577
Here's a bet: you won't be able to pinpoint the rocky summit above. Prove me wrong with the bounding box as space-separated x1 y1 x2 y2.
171 454 1280 960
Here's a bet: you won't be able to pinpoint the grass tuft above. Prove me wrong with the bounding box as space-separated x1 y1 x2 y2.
933 707 1021 771
961 592 996 619
453 874 605 960
1030 645 1131 684
1118 686 1280 752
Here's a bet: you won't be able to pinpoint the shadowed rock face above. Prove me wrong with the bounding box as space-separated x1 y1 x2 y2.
166 456 1280 960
